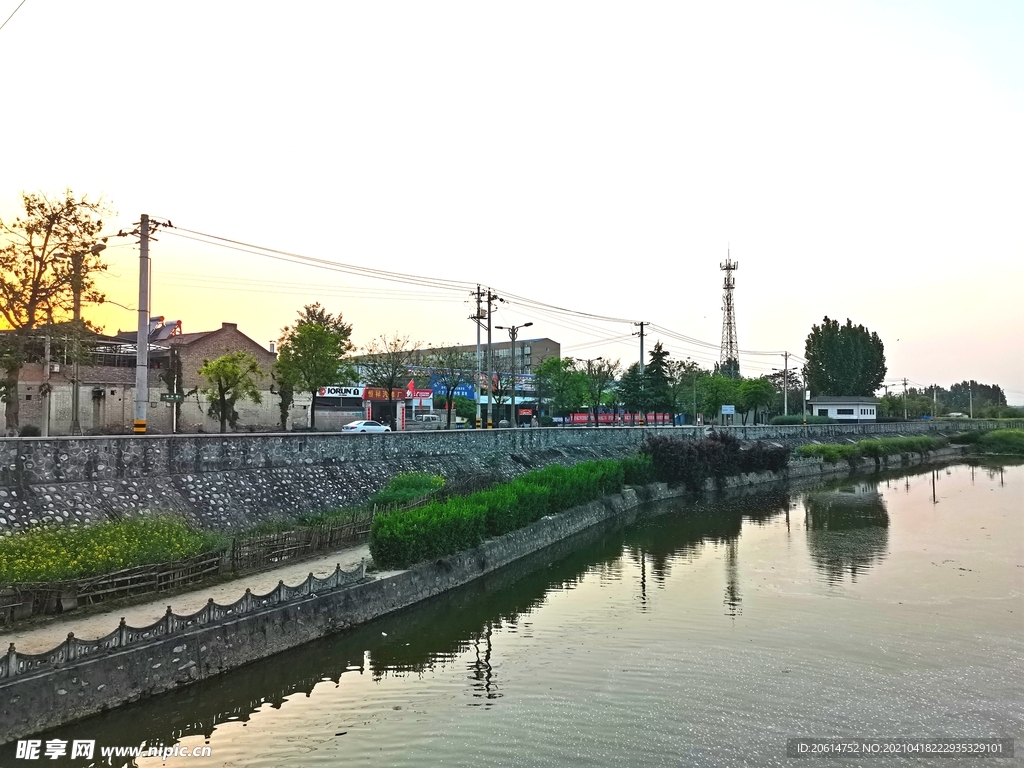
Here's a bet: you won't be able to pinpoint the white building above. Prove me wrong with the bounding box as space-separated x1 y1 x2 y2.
807 396 880 422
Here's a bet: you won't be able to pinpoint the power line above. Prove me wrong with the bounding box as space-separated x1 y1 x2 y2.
0 0 27 32
158 221 811 361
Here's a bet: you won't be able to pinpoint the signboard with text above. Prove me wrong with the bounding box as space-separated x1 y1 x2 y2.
317 385 364 398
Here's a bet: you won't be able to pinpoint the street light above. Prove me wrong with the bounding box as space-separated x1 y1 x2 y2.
494 322 533 427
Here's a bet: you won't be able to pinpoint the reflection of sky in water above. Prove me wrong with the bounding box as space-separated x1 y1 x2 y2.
802 481 890 584
6 460 1021 768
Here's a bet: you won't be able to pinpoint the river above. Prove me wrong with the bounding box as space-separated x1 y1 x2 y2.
6 460 1022 766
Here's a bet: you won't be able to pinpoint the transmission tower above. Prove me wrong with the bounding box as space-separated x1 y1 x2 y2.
719 251 739 378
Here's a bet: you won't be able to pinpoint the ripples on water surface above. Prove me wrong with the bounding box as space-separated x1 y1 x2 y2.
10 461 1023 767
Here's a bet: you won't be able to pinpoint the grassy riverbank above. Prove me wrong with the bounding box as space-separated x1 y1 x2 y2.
0 472 444 586
370 457 655 569
0 518 227 584
794 435 948 464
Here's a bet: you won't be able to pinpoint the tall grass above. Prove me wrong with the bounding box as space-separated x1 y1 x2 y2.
0 517 226 584
977 429 1024 456
794 435 948 464
370 460 626 569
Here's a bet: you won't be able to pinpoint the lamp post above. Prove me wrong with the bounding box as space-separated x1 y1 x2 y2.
494 322 532 427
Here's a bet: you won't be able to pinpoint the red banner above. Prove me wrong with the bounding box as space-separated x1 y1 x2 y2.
569 413 672 425
363 387 406 401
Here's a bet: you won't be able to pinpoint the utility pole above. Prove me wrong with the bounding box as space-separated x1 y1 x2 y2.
969 382 973 419
634 322 646 373
783 351 789 416
932 384 937 419
470 286 485 428
42 331 51 437
485 289 499 428
902 378 908 421
134 214 151 435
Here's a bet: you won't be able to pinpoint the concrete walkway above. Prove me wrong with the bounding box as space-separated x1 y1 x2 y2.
0 543 371 656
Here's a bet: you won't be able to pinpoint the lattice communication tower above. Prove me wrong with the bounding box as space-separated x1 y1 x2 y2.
720 252 739 378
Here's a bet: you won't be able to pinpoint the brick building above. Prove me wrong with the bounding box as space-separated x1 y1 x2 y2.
9 321 305 435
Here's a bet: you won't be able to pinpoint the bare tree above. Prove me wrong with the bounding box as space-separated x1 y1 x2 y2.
426 345 476 429
360 333 417 427
0 191 111 433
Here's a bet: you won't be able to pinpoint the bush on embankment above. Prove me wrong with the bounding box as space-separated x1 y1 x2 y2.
0 517 226 584
770 415 834 425
641 432 790 492
366 471 445 507
794 435 948 464
369 460 628 569
976 429 1024 455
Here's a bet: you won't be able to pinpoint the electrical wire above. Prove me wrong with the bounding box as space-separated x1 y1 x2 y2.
0 0 27 32
158 221 817 362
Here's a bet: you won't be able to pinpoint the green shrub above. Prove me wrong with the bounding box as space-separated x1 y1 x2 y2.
0 517 225 585
369 458 629 569
795 435 947 464
977 429 1024 456
622 453 655 485
770 415 834 425
641 433 790 490
368 471 444 508
949 430 986 445
794 443 855 463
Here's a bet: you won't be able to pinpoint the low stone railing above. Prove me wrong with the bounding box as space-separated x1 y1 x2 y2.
0 559 366 680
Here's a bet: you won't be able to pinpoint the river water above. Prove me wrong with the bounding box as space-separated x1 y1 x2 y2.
8 460 1023 766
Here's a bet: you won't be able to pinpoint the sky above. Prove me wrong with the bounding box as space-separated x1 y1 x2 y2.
1 0 1022 402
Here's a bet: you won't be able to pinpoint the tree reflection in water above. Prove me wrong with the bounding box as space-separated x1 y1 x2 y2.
803 481 890 584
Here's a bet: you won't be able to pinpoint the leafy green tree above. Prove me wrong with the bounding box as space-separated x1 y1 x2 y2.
667 358 704 424
698 375 740 424
617 363 648 424
360 333 416 427
0 190 110 432
452 395 476 422
426 345 475 429
275 303 355 429
271 362 299 431
198 351 265 433
644 341 672 416
535 356 587 420
804 316 886 397
738 377 776 425
581 358 621 427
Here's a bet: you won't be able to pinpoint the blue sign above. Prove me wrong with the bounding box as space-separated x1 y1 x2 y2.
721 404 736 415
429 376 477 400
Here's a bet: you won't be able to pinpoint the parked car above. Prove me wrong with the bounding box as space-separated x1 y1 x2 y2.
342 420 391 433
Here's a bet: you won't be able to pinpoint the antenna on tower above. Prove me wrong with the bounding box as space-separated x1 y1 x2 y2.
720 249 739 379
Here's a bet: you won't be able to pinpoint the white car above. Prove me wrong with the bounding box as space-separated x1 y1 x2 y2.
342 420 391 433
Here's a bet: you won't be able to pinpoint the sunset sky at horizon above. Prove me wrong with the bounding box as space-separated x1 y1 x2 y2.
1 1 1021 402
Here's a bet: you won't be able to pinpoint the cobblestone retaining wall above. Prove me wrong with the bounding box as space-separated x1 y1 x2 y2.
0 421 997 534
0 443 973 744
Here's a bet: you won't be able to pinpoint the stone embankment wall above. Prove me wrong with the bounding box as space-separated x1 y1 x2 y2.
0 443 970 743
0 421 999 534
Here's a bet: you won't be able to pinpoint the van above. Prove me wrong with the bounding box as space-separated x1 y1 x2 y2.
417 414 440 423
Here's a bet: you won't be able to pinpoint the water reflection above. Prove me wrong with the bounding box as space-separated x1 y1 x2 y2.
803 481 890 584
12 463 1014 767
622 488 794 617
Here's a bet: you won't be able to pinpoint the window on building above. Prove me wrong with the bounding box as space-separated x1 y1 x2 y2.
818 409 829 417
25 394 32 401
836 408 854 415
